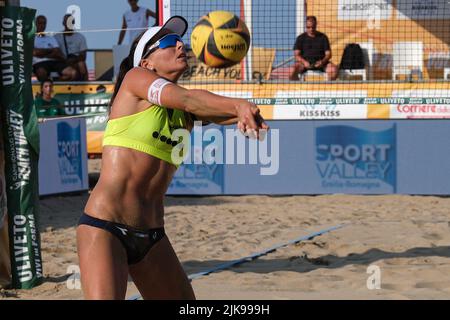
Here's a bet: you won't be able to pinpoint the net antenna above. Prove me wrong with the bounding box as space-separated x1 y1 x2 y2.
297 0 306 37
158 0 172 24
241 0 253 81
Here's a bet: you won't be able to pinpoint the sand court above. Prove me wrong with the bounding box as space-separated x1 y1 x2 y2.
2 161 450 300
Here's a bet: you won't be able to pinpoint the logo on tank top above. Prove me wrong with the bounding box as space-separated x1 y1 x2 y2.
151 131 182 147
151 110 185 147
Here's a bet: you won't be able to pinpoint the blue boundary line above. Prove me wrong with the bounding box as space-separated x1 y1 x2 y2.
188 224 345 280
127 224 345 300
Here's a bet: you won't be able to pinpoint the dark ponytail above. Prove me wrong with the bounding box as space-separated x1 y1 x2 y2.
110 56 133 106
110 33 149 106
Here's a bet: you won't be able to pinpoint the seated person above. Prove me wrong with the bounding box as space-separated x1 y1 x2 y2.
290 16 338 81
33 15 78 82
55 14 89 81
34 79 62 118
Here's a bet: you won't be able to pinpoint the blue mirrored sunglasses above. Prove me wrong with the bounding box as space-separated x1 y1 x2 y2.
142 34 183 59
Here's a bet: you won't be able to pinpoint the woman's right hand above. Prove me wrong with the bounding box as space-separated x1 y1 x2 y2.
235 100 269 140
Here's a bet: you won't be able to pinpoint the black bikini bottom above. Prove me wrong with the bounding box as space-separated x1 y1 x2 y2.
78 213 165 265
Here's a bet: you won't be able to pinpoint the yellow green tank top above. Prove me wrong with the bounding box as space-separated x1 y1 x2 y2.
102 105 189 166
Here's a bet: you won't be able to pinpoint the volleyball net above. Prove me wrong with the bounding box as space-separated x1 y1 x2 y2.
172 0 450 84
161 0 450 119
28 0 450 115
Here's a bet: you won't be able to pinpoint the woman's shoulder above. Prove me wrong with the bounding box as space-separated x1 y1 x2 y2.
122 67 163 92
124 67 154 81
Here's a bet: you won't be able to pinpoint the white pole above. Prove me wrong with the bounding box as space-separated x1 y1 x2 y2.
243 0 252 81
161 0 171 23
296 0 306 37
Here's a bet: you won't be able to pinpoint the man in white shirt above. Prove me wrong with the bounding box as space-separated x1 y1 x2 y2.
33 15 78 81
118 0 157 45
54 14 89 81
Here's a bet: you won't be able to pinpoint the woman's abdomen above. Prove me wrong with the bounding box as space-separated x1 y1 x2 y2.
84 146 176 229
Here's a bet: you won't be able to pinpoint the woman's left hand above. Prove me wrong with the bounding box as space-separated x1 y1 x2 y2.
237 104 269 140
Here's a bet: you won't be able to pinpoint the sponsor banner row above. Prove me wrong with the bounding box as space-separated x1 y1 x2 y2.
168 120 450 195
250 97 450 105
50 90 450 106
53 92 450 121
52 91 450 110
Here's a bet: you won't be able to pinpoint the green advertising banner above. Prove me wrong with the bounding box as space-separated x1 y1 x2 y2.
55 92 111 131
0 6 43 289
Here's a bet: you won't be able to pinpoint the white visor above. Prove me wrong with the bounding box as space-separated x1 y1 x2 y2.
133 16 188 67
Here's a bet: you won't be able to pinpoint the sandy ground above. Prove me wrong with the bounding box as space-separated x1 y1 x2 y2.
1 159 450 300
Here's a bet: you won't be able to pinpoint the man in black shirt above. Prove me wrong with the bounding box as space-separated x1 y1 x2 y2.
290 16 338 81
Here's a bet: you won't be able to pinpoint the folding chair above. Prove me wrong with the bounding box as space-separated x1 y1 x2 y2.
392 42 423 80
444 68 450 80
300 70 328 81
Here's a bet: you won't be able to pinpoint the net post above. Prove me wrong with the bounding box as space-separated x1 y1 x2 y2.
296 0 306 37
241 0 253 82
159 0 171 25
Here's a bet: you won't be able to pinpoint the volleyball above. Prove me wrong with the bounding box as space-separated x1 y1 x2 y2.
190 11 251 68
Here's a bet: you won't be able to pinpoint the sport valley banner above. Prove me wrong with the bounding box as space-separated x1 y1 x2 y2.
0 6 43 289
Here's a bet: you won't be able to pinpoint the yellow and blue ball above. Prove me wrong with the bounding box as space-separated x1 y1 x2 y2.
190 10 251 68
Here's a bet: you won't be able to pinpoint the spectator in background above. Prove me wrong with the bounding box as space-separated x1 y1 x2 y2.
33 15 78 82
118 0 157 45
290 16 338 81
34 79 62 118
55 14 89 81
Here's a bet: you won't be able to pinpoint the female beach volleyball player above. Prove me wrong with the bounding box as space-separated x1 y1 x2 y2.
76 16 268 300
